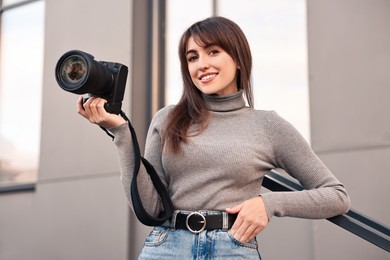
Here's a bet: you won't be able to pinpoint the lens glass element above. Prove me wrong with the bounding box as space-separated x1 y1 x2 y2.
60 55 88 85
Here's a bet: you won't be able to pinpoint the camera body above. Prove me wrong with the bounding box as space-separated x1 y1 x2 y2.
55 50 128 114
93 60 128 114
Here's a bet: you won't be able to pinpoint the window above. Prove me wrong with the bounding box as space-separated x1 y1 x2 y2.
0 0 45 191
165 0 309 141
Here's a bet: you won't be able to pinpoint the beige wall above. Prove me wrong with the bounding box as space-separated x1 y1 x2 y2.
307 0 390 259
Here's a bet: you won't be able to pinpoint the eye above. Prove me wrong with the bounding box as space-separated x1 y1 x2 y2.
187 55 198 62
209 49 219 55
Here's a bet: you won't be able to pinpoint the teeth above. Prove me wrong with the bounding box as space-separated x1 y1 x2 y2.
201 74 216 80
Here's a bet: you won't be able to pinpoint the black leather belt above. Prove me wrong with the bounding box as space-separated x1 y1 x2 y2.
168 212 237 234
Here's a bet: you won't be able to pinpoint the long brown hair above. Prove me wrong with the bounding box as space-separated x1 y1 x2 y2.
163 16 253 154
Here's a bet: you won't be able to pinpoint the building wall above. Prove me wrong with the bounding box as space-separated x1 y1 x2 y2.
0 0 132 259
307 0 390 259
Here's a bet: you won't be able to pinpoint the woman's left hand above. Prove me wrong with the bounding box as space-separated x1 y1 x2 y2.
226 196 269 243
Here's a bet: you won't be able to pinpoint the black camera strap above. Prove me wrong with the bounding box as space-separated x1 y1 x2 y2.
101 111 174 226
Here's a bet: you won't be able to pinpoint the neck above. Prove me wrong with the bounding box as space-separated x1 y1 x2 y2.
202 90 246 112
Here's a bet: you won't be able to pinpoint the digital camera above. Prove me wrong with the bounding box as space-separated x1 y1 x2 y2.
55 50 128 114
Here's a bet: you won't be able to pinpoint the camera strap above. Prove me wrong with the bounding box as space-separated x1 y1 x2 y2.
100 111 174 226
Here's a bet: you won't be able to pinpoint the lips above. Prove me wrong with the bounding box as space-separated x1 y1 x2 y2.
199 73 218 83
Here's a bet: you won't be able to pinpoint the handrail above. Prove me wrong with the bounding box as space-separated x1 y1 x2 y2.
262 170 390 253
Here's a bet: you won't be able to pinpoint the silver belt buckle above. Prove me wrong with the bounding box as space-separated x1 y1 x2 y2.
185 211 206 234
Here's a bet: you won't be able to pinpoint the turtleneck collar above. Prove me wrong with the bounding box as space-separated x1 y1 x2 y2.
202 90 246 112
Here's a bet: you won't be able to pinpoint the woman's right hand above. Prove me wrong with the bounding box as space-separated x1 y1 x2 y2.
77 96 126 129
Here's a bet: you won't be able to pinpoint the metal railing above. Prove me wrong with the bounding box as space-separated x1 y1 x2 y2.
262 170 390 253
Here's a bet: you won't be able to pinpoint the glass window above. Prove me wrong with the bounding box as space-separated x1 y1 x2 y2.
218 0 310 140
0 0 45 189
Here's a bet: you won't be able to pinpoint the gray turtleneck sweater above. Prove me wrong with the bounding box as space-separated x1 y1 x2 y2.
109 91 350 220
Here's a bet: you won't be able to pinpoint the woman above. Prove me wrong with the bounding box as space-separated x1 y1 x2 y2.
77 16 350 259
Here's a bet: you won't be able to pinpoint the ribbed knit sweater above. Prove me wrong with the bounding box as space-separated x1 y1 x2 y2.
109 91 350 220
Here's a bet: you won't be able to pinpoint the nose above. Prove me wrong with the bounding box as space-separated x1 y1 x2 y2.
197 55 210 70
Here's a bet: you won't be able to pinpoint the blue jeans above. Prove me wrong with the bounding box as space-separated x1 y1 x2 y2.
138 226 261 259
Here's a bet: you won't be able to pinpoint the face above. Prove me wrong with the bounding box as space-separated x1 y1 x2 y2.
185 36 239 96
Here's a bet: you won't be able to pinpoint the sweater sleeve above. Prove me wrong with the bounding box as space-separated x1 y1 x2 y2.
109 107 172 217
261 111 351 220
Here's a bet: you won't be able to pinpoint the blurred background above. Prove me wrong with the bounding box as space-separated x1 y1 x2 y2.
0 0 389 259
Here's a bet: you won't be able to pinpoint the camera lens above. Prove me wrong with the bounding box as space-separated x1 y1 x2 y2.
60 55 88 85
55 50 113 95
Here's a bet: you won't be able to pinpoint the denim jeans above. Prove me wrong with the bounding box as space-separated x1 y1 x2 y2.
138 217 262 259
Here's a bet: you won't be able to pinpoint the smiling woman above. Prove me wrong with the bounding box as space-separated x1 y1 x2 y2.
185 38 239 96
77 15 350 259
0 0 45 191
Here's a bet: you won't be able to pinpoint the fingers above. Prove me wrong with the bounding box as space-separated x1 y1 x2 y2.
76 96 107 124
76 96 126 128
86 97 107 121
227 196 269 243
231 215 265 243
229 213 243 235
226 203 243 214
77 96 87 117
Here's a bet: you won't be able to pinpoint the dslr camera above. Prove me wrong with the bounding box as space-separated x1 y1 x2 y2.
55 50 128 114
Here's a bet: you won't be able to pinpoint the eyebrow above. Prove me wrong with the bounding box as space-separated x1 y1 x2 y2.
185 44 217 56
185 49 197 56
